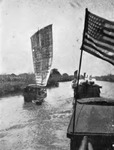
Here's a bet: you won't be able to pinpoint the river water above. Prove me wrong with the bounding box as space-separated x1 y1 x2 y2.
0 81 114 150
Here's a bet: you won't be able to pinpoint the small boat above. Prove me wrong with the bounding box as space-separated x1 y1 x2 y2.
23 84 47 104
67 8 114 149
72 70 102 100
72 79 102 99
47 79 59 88
23 25 53 104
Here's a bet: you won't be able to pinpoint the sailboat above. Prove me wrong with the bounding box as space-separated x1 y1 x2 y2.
23 24 53 105
67 8 114 149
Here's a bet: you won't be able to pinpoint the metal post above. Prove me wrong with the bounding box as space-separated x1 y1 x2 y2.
72 49 83 133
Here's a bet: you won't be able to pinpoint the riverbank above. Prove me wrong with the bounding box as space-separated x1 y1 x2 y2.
0 81 25 97
0 73 73 97
0 74 33 97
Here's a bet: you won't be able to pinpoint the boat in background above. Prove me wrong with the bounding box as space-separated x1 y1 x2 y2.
23 84 47 105
72 71 102 99
72 78 102 99
23 24 53 105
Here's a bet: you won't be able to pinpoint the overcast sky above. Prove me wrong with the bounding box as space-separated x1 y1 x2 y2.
0 0 114 76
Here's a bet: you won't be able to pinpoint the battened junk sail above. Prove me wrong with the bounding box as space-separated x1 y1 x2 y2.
31 25 53 86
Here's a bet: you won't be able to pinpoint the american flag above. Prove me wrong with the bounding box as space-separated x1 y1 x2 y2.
81 8 114 66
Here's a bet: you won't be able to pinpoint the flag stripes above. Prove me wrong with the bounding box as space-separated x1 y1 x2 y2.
83 45 114 65
81 9 114 65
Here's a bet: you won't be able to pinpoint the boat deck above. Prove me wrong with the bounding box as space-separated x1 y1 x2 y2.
67 97 114 139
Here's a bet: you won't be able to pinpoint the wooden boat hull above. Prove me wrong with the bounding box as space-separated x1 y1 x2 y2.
47 80 59 88
23 84 47 103
32 99 43 105
73 81 102 99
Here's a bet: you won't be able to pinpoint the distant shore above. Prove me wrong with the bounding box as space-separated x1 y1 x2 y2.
0 72 114 97
0 73 73 97
95 74 114 82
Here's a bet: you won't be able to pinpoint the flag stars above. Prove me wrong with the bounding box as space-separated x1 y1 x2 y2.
87 16 103 39
83 10 114 66
109 32 112 35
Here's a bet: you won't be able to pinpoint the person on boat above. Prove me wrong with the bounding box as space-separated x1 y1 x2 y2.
72 70 78 88
72 71 87 88
72 70 87 99
72 70 79 106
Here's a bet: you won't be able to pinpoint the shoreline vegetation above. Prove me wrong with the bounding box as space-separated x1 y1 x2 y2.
0 68 114 97
0 69 74 97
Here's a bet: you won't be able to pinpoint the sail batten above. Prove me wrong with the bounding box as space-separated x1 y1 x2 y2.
31 24 53 86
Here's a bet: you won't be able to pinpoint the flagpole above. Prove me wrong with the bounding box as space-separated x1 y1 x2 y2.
72 49 83 134
72 8 88 134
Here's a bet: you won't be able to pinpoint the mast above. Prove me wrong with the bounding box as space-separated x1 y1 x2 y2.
72 8 88 134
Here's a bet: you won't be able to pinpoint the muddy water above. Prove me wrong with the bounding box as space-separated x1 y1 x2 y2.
0 81 114 150
0 82 73 150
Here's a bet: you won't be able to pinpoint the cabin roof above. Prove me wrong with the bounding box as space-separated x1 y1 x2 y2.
67 97 114 138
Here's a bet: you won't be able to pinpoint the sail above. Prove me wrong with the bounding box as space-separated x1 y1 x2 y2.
31 25 53 86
